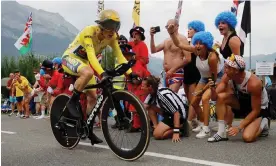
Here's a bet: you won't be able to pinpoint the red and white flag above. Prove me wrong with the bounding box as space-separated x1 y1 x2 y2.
174 0 183 24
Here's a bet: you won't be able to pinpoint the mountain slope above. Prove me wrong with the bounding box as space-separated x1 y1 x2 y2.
1 1 79 56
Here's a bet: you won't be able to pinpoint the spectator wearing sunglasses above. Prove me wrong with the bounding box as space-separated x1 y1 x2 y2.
208 55 270 143
128 26 149 70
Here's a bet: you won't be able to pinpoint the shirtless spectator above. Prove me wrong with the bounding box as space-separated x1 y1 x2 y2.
150 19 190 92
129 26 149 69
7 73 17 116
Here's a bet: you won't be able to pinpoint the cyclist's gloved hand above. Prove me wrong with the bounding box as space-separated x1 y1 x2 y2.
100 72 111 80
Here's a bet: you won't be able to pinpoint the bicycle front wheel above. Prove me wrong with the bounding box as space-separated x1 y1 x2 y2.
101 90 150 161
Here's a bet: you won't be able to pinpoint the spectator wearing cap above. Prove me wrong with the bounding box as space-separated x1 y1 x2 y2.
208 55 270 143
120 43 151 132
52 57 63 72
38 59 64 115
128 26 149 69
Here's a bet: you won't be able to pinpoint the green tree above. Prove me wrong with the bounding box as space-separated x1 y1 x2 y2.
1 53 45 84
1 56 10 78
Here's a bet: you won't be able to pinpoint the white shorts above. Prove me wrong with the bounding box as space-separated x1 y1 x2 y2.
34 92 45 103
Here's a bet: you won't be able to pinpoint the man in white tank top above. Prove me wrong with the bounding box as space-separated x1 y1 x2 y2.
208 55 270 143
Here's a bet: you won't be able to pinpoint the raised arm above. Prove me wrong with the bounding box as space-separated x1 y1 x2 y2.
167 24 195 53
150 28 165 53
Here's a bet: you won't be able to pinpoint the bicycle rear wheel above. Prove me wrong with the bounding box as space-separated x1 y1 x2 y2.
101 90 150 161
50 94 80 149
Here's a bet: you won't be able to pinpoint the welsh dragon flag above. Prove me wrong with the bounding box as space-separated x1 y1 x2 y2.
14 12 32 55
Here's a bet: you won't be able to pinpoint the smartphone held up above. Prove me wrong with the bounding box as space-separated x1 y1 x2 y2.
151 26 160 34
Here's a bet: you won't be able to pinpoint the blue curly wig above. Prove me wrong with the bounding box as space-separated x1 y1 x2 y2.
188 20 205 32
215 11 237 29
192 31 214 49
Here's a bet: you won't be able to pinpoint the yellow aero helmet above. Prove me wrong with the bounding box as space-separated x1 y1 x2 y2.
95 9 121 32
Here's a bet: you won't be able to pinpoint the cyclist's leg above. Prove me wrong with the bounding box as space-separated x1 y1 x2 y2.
62 54 94 117
84 77 97 115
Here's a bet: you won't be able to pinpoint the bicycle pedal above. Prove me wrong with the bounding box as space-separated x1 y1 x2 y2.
55 123 61 130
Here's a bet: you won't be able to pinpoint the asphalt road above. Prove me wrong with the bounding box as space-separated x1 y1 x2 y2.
1 114 276 166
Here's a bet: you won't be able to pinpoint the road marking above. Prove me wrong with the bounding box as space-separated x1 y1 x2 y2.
1 131 17 134
1 130 238 166
79 142 239 166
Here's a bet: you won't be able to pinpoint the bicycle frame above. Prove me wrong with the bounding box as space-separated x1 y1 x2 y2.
84 80 129 125
85 81 115 127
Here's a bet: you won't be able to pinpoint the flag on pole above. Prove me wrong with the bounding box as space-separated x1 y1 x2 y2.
231 0 244 16
239 0 251 44
174 0 183 24
14 12 32 55
97 0 104 16
132 0 140 27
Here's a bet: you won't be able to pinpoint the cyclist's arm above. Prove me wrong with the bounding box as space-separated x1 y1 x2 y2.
110 38 132 75
84 36 105 76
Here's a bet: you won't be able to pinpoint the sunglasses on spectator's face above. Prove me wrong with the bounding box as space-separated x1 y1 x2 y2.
33 72 37 75
119 40 127 45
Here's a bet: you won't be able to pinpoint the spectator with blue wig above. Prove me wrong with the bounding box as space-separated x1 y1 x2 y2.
213 11 246 138
185 20 205 131
168 24 224 139
214 11 244 59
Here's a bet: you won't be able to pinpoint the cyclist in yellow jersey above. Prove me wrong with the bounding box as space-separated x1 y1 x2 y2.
61 9 137 138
